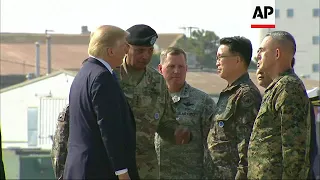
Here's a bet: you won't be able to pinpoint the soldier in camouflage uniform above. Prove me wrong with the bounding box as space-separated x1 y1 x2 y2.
256 57 295 89
51 104 69 180
113 24 192 179
255 58 319 179
256 67 272 89
206 36 262 180
51 59 89 179
154 47 217 179
248 31 311 179
51 25 191 179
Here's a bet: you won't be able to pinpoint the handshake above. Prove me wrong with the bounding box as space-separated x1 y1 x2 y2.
117 126 192 180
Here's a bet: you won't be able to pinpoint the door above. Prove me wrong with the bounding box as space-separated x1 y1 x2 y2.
27 107 38 147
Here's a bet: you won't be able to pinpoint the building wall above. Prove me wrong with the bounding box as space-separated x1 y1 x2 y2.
0 73 74 149
258 0 320 80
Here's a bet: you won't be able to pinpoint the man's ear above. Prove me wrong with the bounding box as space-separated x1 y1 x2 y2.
158 64 163 74
234 56 242 67
107 47 113 56
275 48 280 59
236 56 241 64
125 44 129 54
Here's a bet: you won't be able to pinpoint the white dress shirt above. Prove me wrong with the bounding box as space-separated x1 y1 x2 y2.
89 55 128 176
89 55 113 73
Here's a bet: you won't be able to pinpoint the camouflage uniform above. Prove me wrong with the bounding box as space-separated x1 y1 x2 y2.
113 61 179 179
154 83 216 179
206 73 262 180
247 69 311 179
51 104 70 180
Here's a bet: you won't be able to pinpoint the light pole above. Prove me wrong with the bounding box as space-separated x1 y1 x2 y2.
45 29 54 75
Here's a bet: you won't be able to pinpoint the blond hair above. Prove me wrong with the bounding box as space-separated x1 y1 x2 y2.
88 25 128 58
160 47 187 64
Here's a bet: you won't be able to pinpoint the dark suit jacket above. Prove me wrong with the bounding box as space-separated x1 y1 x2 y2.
63 57 139 179
0 128 5 180
309 104 318 179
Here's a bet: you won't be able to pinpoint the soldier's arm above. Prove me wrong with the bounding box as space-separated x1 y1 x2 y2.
156 88 180 144
275 84 310 179
201 96 216 146
51 105 69 180
235 90 261 180
201 96 216 179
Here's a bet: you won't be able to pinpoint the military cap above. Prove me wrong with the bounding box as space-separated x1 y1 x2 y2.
126 24 158 46
307 87 320 106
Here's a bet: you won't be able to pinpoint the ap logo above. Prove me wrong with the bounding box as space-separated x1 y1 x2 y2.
250 0 276 28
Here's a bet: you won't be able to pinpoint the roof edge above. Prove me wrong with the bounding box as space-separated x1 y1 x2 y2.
0 70 77 93
168 34 185 47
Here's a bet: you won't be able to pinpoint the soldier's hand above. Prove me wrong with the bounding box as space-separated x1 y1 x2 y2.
174 126 191 144
118 172 130 180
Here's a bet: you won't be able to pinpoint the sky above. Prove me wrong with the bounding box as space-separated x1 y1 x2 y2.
0 0 261 52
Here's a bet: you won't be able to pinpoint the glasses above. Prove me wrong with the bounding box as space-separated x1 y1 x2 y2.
216 55 238 61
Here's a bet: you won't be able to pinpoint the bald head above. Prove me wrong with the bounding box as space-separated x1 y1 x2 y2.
88 25 128 58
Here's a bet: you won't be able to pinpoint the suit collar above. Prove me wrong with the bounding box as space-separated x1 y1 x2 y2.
87 57 113 74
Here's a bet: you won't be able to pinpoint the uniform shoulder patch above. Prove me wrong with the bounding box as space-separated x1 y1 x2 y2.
240 92 255 108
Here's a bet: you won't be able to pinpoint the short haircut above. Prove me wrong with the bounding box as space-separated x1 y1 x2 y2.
88 25 128 58
219 36 253 67
160 47 187 64
265 31 296 55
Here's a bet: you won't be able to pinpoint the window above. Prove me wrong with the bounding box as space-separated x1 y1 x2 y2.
287 9 294 17
312 36 320 44
27 107 38 147
312 64 320 72
275 9 280 18
313 8 320 17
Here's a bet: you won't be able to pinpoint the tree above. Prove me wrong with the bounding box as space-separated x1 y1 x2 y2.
248 56 258 70
175 29 220 69
148 53 160 70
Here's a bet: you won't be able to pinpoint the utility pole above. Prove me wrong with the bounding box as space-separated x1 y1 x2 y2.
179 26 199 38
178 26 199 49
45 29 54 75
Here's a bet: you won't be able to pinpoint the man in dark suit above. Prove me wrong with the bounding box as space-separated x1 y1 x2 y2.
63 25 139 180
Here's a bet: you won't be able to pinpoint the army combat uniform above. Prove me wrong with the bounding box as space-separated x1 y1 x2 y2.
51 104 69 180
154 83 216 179
114 61 179 179
248 69 311 179
51 64 179 180
206 73 262 180
51 24 184 179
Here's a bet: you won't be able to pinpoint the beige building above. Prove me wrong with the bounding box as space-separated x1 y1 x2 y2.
0 27 184 88
258 0 320 80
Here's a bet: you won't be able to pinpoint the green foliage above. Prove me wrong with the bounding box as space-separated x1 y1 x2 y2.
248 61 258 70
175 29 220 69
248 57 258 70
148 53 160 69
